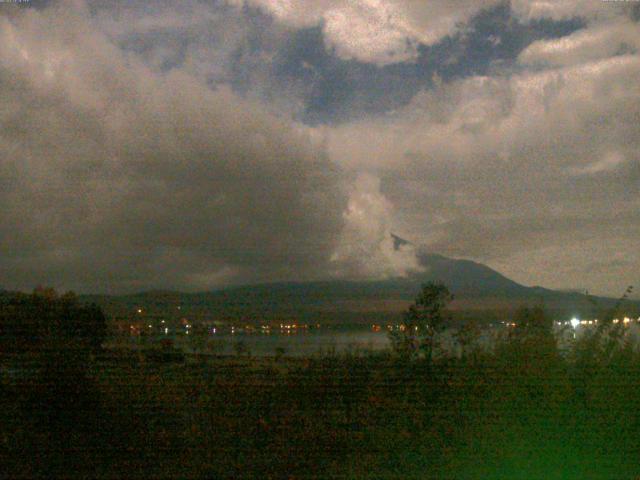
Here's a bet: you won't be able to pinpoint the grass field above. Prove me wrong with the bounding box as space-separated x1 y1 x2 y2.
4 334 640 479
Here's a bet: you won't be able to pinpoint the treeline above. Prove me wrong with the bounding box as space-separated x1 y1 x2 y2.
2 284 640 479
0 286 106 354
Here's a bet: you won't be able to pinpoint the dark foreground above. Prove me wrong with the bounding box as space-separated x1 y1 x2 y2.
3 288 640 479
3 342 640 479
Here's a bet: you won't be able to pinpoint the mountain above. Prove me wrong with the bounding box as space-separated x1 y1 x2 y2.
80 251 638 326
412 252 531 295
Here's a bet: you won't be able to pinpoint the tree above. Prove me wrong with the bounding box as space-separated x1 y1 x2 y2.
0 289 112 478
390 282 453 362
0 287 107 354
506 305 558 370
455 321 481 360
512 305 553 341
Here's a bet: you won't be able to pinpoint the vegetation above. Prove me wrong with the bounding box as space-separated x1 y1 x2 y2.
389 281 453 361
0 286 106 354
2 285 640 478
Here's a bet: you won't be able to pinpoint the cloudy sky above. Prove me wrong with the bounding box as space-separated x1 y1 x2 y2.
0 0 638 295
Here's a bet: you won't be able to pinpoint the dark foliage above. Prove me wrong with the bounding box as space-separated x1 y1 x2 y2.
2 285 640 479
0 286 106 354
390 282 453 361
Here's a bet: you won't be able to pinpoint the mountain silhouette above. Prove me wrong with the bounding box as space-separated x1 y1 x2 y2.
79 250 637 324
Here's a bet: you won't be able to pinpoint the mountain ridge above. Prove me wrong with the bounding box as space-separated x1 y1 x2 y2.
75 251 637 324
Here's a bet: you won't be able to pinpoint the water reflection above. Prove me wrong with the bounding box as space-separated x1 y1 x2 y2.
185 330 391 357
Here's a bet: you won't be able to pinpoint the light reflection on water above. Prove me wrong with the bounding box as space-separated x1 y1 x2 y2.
183 331 391 357
117 322 640 358
177 328 504 357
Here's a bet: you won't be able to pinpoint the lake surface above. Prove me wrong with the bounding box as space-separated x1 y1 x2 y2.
137 328 501 357
181 330 392 357
111 321 640 358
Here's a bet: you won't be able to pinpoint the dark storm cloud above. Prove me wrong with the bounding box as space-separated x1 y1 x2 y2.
0 3 347 293
1 0 639 296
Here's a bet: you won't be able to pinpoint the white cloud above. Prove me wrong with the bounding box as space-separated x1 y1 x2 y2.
223 0 635 65
2 0 639 296
330 173 423 278
323 33 640 295
568 151 627 176
511 0 625 22
519 20 640 67
230 0 499 64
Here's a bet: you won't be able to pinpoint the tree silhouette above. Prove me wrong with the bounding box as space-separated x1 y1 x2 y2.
390 282 453 362
0 287 107 355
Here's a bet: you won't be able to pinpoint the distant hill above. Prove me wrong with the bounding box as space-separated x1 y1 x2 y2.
413 252 531 295
79 252 638 326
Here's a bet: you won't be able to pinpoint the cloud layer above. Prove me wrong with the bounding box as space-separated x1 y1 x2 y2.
1 0 638 296
324 8 640 294
0 3 349 292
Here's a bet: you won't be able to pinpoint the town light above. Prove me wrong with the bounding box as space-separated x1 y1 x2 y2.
570 318 580 329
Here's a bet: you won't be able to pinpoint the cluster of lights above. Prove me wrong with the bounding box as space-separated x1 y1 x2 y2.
385 324 408 332
567 318 597 328
178 323 323 335
123 312 640 341
567 317 640 328
278 324 308 333
613 317 636 325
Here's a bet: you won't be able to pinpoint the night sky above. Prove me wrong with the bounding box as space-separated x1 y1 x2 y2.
1 0 638 295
